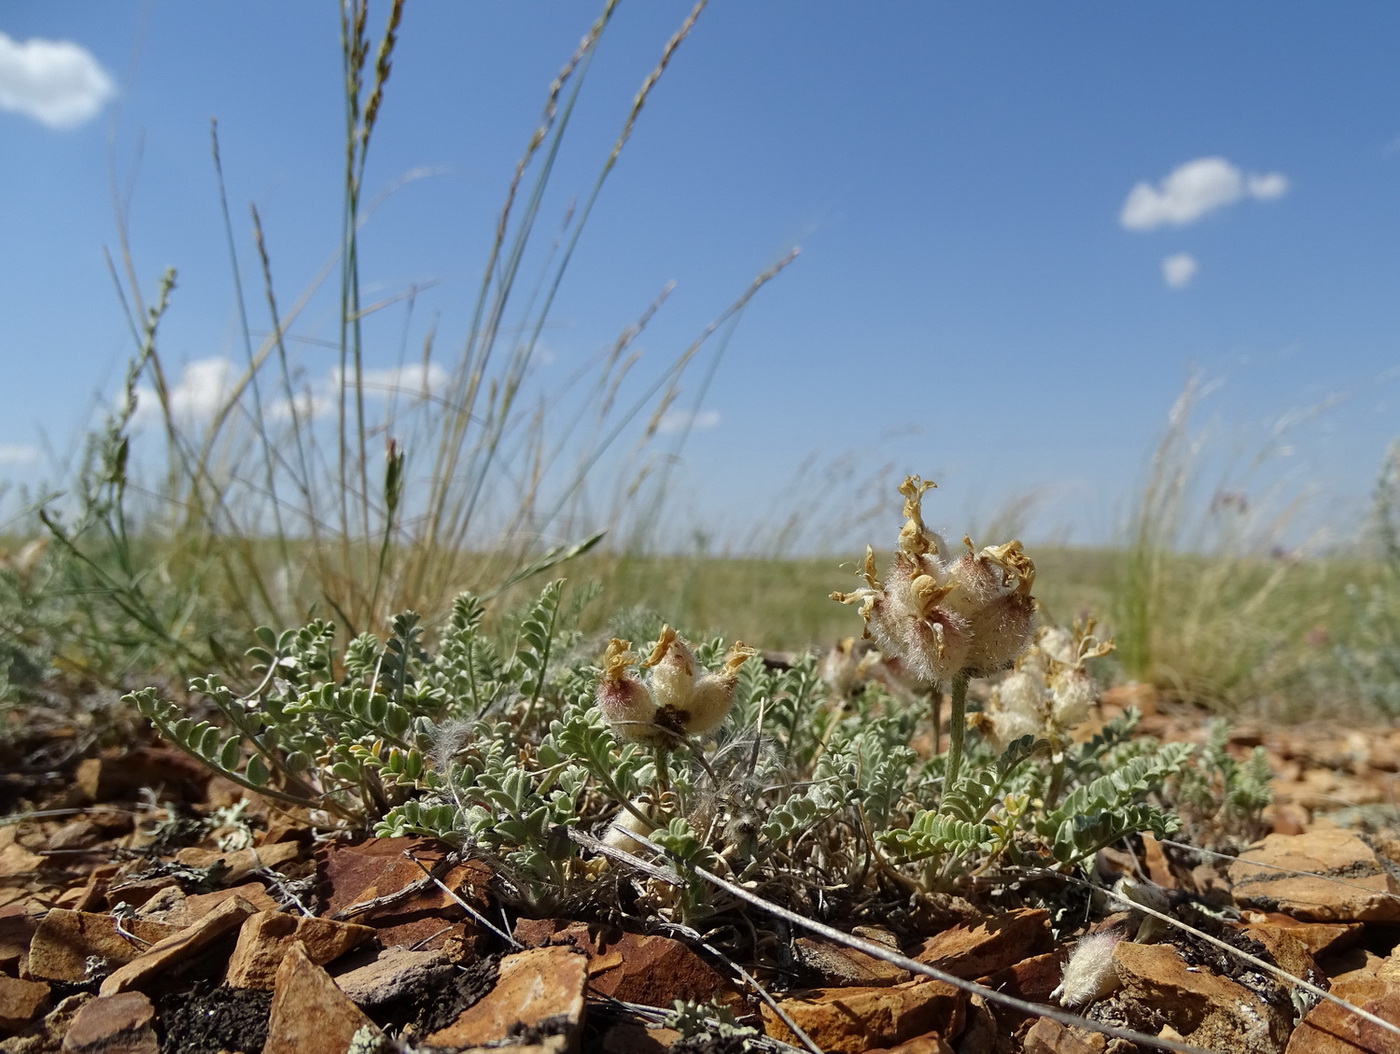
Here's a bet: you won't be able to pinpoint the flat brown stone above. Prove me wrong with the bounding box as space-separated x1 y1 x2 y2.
178 882 281 924
1114 940 1290 1051
225 910 374 989
762 978 965 1054
75 749 209 804
263 941 383 1054
1240 910 1364 959
99 895 257 996
1022 1016 1106 1054
0 903 38 971
425 944 588 1051
1286 952 1400 1054
979 949 1066 1006
320 836 490 950
797 927 911 987
26 910 182 984
1230 830 1400 923
331 946 452 1007
867 1035 956 1053
0 829 52 909
106 877 181 913
915 908 1052 980
515 919 736 1008
0 975 50 1032
173 841 302 884
61 991 158 1054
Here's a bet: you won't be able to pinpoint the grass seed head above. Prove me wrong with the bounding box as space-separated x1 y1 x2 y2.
1053 930 1124 1007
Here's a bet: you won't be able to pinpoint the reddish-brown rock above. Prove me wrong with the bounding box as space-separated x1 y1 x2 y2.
0 975 50 1032
914 908 1052 980
515 919 736 1008
263 941 383 1054
60 991 158 1054
331 946 452 1007
26 910 182 984
1021 1016 1107 1054
1114 940 1290 1052
320 836 490 950
75 749 209 804
796 927 911 987
173 841 302 884
866 1035 956 1054
425 944 588 1051
177 882 281 924
1240 910 1363 959
762 978 965 1054
1287 953 1400 1054
978 949 1066 1006
1230 830 1400 923
99 895 257 996
0 903 38 972
225 910 374 989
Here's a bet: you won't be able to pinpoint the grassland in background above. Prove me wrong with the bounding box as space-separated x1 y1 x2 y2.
2 0 1397 725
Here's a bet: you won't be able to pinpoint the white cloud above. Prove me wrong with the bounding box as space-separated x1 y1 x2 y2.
333 363 449 398
269 391 334 422
134 357 238 423
0 32 114 129
1120 157 1288 231
0 443 41 465
1246 172 1288 200
1162 252 1198 289
657 408 720 435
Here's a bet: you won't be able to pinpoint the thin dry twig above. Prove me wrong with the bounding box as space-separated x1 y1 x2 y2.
565 826 1215 1054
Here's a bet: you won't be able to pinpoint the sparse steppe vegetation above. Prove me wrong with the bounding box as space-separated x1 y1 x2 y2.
2 2 1400 1051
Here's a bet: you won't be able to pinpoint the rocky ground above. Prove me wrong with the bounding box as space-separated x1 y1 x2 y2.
3 689 1400 1054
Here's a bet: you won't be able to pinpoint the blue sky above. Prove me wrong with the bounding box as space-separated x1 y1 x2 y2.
2 2 1397 553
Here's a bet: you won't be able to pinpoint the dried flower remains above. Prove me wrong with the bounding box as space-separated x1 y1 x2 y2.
832 475 1038 687
597 626 756 744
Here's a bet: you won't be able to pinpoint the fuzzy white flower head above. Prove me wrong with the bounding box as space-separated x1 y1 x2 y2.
597 626 756 743
832 476 1036 686
976 620 1115 748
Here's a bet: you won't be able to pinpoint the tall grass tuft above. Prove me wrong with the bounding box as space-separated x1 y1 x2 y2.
1109 378 1356 711
41 0 794 684
1336 440 1400 716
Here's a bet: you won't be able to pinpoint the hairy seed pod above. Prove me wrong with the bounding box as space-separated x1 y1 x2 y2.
643 625 696 714
597 638 661 743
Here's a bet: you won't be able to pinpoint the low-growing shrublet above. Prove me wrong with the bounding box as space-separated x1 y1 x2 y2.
125 484 1271 935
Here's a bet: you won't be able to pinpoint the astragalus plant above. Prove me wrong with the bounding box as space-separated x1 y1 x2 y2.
131 476 1267 940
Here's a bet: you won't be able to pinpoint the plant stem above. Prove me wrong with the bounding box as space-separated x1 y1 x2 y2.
944 672 970 788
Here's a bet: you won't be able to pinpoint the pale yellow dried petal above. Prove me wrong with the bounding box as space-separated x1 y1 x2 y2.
909 573 954 618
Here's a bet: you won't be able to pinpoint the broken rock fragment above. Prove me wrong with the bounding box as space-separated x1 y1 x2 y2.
915 908 1052 980
26 910 181 984
0 975 50 1032
1229 829 1400 923
60 991 159 1054
263 941 384 1054
1113 940 1291 1052
762 977 965 1054
425 944 588 1052
99 895 257 996
225 910 374 989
